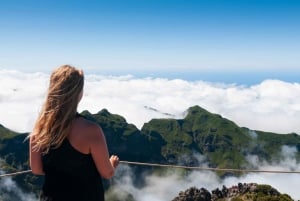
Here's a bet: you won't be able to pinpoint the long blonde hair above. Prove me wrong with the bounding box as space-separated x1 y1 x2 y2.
31 65 84 153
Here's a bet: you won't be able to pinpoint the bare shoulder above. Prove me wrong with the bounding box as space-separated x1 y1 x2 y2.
74 116 104 141
76 116 99 129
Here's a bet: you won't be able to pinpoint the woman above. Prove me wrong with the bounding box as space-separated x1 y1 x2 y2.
29 65 119 201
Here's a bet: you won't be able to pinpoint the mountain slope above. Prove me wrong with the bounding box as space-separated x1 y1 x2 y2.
142 105 300 171
0 105 300 200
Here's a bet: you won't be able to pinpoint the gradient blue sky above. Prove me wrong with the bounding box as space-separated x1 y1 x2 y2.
1 0 299 84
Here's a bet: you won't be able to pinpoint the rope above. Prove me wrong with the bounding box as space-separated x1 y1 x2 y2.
1 160 300 178
119 161 300 174
0 170 32 178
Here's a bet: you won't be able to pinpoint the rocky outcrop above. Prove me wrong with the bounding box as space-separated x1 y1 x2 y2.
172 187 211 201
211 183 261 200
172 183 292 201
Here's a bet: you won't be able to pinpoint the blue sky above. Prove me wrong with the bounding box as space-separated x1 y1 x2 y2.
1 0 299 84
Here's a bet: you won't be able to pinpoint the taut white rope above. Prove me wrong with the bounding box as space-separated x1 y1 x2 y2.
0 170 32 178
1 160 300 178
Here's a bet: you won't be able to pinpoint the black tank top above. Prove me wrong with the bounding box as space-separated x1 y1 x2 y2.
41 139 104 201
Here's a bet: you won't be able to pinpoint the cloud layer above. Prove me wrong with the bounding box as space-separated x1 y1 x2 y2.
1 69 299 134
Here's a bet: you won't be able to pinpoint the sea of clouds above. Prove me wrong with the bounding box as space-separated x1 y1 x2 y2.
1 69 300 200
1 69 300 134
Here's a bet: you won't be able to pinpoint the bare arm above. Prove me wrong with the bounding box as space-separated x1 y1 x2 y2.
90 125 119 179
29 135 44 175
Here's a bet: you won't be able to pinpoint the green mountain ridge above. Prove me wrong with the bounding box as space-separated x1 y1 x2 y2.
0 105 299 200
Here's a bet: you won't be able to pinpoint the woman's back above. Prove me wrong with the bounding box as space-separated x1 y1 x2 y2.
41 116 104 201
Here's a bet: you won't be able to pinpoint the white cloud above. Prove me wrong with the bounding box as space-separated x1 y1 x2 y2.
223 145 300 200
0 70 300 134
111 162 221 201
111 146 300 201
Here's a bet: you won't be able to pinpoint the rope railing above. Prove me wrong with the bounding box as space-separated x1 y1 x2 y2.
1 160 300 178
0 170 32 178
120 161 300 174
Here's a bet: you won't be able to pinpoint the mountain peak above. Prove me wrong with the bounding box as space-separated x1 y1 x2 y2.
97 108 111 116
186 105 213 116
185 105 225 120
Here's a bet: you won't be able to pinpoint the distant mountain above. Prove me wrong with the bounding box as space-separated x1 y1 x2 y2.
83 106 300 171
0 105 299 200
141 106 300 171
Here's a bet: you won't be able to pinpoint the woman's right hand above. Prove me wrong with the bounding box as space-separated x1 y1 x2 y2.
110 155 119 168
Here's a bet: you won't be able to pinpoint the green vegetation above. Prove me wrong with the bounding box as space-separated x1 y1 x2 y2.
231 198 243 201
0 124 18 140
142 105 299 172
105 188 136 201
0 105 300 200
236 184 293 201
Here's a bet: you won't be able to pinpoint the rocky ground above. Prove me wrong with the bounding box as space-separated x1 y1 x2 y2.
171 182 294 201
